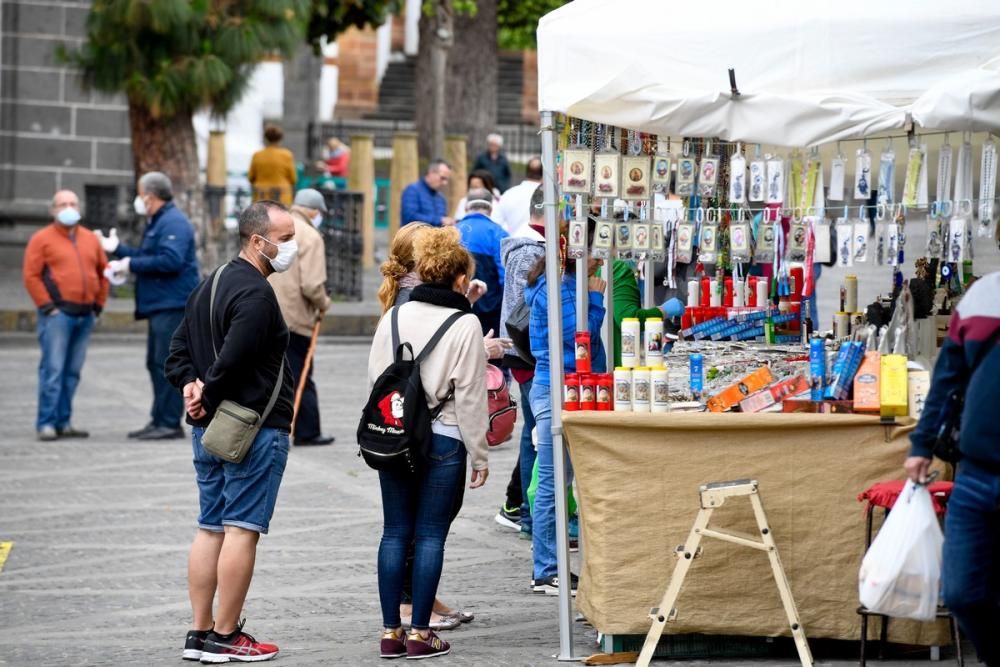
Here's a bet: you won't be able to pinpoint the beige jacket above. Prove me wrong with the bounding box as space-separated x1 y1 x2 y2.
270 209 331 337
368 300 489 471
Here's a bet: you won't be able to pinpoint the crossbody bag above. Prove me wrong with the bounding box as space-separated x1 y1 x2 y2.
201 263 285 463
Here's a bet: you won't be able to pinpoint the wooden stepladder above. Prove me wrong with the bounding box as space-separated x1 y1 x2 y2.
636 479 814 667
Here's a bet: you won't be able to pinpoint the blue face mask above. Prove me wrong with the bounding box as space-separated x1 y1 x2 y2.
56 208 81 226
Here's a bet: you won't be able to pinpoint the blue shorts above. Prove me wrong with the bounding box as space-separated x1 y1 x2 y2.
192 426 289 534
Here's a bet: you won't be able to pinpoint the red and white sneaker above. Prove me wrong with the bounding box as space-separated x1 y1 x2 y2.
199 621 278 663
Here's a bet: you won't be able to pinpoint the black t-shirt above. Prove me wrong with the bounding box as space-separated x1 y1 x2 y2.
165 257 293 429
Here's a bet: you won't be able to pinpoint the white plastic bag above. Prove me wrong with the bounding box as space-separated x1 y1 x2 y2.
858 482 942 621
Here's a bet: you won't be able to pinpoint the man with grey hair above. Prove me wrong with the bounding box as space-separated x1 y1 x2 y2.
269 188 334 445
100 171 199 440
473 133 512 193
457 187 509 335
165 200 296 663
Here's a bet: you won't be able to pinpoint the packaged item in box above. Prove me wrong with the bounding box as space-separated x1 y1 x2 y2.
596 374 613 410
782 399 856 414
580 374 597 410
563 373 580 411
853 351 882 413
706 366 775 413
880 354 909 417
908 370 931 419
650 366 670 412
575 331 591 373
632 367 651 412
739 375 810 413
825 341 864 400
809 338 826 400
614 367 633 411
689 353 704 400
621 318 640 367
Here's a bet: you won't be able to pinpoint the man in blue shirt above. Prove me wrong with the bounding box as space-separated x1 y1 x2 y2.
101 171 200 440
400 159 454 227
456 188 508 335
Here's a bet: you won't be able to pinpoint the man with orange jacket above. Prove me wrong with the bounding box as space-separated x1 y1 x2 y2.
22 190 109 441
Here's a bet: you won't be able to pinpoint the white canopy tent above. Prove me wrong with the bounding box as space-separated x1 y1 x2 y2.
533 1 1000 660
538 0 1000 147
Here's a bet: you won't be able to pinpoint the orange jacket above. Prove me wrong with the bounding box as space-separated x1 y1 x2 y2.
248 145 297 205
23 223 109 315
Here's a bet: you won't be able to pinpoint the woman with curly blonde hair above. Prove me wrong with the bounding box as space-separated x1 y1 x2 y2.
368 227 491 660
378 223 431 312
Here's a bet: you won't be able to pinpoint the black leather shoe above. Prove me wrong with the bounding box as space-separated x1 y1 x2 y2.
135 426 185 440
57 426 90 439
295 435 335 446
127 423 155 439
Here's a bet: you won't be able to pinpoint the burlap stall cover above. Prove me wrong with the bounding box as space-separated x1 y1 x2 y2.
563 412 951 645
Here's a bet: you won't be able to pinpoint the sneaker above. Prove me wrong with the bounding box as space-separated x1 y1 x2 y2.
199 621 278 663
380 627 406 659
519 525 532 540
405 630 450 660
494 504 521 531
532 573 578 596
183 629 211 661
37 425 57 441
56 425 90 438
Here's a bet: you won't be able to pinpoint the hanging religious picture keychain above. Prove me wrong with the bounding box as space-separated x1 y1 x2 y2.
977 138 996 236
592 218 614 259
650 219 666 262
675 218 695 264
622 155 651 201
562 147 593 195
616 207 633 260
698 147 720 199
729 208 752 263
676 141 696 197
567 196 587 260
652 138 672 194
836 217 853 267
754 207 778 264
787 216 808 262
698 211 719 264
925 214 943 259
766 156 785 204
949 216 967 263
729 143 747 204
877 141 896 206
853 217 870 263
593 152 621 199
633 204 651 261
749 145 766 202
854 145 872 200
828 144 846 201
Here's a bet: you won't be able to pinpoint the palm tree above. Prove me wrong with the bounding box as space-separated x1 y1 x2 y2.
63 0 309 218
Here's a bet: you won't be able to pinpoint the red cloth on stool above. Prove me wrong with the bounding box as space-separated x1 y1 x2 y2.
857 480 954 514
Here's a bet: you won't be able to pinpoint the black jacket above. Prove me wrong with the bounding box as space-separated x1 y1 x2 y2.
165 257 293 430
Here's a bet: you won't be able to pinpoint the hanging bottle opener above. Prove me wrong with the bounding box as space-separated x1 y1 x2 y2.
829 143 846 201
616 205 633 260
730 207 752 263
729 143 747 204
698 143 720 199
977 138 996 236
937 136 953 206
954 135 974 209
652 138 673 194
676 141 696 197
853 210 870 263
749 144 766 203
698 208 719 264
633 204 652 261
836 215 854 267
877 139 896 206
567 195 587 260
854 144 872 200
766 155 785 204
902 142 923 208
948 216 967 263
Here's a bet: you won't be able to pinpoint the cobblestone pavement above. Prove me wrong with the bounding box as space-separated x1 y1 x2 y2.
0 338 954 666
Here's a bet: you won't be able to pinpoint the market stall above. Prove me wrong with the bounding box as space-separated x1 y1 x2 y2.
533 0 1000 660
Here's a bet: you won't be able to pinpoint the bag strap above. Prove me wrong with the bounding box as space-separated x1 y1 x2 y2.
208 261 283 423
208 263 228 358
416 311 467 363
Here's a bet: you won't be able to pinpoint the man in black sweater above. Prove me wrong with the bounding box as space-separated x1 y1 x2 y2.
165 200 296 663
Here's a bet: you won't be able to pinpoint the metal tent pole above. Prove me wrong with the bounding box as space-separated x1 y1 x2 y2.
540 110 578 661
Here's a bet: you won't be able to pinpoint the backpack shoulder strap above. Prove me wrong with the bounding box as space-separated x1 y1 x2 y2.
416 311 467 363
208 263 228 359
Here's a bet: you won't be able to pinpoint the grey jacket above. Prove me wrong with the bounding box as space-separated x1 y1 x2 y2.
498 235 545 361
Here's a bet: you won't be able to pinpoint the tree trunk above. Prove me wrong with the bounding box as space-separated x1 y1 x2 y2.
415 1 453 161
447 0 498 160
127 103 216 271
282 45 322 160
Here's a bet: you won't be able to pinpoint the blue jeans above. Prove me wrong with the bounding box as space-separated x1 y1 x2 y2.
147 308 185 428
377 434 467 629
528 382 573 580
36 310 95 430
942 459 1000 665
191 426 289 534
518 379 537 533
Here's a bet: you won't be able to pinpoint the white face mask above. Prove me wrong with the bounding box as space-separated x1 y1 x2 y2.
257 236 298 273
311 213 323 228
133 195 147 216
56 208 81 226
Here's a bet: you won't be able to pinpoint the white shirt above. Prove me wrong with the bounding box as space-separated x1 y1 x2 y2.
493 179 540 235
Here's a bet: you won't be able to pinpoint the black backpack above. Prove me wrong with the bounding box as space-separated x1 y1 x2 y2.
358 306 465 473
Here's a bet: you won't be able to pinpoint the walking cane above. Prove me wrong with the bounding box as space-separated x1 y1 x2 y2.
291 319 322 438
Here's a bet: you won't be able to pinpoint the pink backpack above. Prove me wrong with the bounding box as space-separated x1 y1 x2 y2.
485 364 517 447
